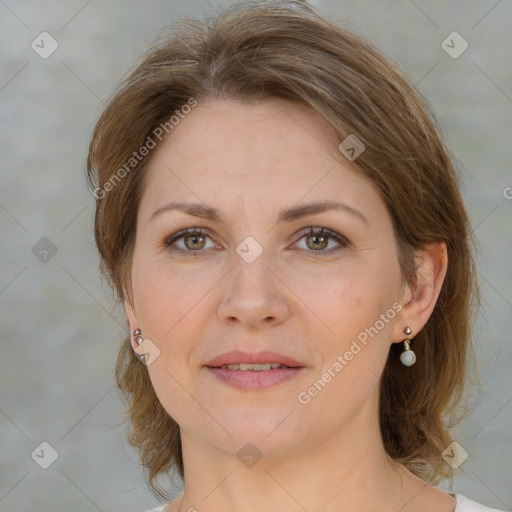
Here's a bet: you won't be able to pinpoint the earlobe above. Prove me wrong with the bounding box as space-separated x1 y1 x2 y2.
392 242 448 343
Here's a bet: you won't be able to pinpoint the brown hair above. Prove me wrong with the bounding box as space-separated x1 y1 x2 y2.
86 0 480 499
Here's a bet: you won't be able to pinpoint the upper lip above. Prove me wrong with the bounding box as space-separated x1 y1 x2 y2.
205 350 305 368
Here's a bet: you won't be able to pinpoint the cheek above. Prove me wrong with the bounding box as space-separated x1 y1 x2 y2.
133 255 203 334
309 279 395 400
308 261 399 376
146 360 192 422
133 266 168 328
132 255 209 365
307 267 387 338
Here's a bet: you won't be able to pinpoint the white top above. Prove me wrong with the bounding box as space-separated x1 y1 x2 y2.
143 493 507 511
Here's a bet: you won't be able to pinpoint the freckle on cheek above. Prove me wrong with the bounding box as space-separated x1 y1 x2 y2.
351 293 364 308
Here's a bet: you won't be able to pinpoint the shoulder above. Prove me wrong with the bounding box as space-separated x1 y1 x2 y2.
454 493 507 512
139 494 505 512
138 495 508 512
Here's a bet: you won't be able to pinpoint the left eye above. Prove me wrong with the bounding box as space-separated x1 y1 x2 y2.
293 227 349 255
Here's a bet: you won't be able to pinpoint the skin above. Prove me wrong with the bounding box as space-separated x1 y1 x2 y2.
124 98 454 512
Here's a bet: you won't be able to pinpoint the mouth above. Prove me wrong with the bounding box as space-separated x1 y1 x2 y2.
207 362 294 371
204 351 307 391
204 350 305 369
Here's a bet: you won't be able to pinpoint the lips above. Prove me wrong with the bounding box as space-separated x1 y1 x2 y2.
204 350 305 368
204 350 307 391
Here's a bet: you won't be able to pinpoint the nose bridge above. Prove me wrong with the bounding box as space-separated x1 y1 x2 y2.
217 238 289 327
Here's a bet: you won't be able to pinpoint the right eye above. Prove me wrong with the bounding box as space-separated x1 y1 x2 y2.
163 228 219 255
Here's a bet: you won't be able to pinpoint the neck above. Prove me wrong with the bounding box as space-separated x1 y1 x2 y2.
174 395 405 512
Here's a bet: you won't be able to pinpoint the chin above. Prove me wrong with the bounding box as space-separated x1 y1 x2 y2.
208 407 308 453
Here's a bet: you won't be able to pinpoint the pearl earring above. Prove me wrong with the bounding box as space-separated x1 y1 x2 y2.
132 328 147 363
400 326 416 366
133 328 144 346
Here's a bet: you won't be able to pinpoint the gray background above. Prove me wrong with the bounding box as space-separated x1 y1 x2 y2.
0 1 511 511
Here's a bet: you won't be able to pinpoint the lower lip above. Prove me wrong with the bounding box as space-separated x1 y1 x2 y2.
205 366 306 391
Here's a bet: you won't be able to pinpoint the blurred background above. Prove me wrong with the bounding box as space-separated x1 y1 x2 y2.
0 1 510 511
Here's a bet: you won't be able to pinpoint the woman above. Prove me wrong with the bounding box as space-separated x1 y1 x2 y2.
87 1 506 511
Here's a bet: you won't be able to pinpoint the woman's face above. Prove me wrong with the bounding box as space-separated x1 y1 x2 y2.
125 98 412 462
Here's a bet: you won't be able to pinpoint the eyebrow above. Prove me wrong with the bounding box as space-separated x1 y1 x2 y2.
148 199 369 226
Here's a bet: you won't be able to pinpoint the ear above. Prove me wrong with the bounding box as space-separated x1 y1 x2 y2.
391 242 448 343
124 295 138 334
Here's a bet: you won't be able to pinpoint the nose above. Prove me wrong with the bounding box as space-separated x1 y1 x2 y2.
216 248 291 330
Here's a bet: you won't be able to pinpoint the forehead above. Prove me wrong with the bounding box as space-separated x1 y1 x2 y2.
139 98 383 224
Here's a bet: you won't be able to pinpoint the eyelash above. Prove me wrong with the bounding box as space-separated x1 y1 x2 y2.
163 227 350 258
